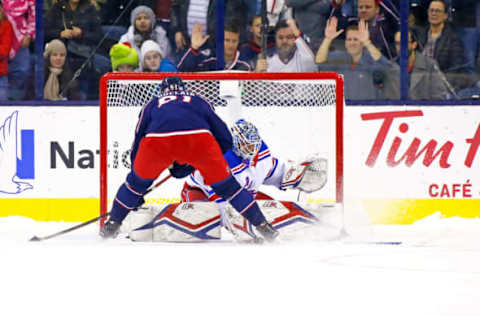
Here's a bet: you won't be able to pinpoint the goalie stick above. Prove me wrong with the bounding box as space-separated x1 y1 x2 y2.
29 174 172 242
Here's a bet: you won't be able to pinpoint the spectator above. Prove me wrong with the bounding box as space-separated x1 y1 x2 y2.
101 1 154 41
285 0 345 51
239 14 276 69
316 17 391 99
177 23 250 71
347 0 398 60
119 5 172 61
3 0 35 101
169 0 245 53
43 39 81 100
0 3 12 101
384 30 451 100
140 39 177 72
451 0 480 74
45 0 108 100
416 0 474 92
110 42 139 72
255 19 316 72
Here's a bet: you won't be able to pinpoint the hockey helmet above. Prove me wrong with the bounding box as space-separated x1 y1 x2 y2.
160 76 186 94
231 119 262 160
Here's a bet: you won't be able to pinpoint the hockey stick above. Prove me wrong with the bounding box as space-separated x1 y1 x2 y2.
29 174 172 241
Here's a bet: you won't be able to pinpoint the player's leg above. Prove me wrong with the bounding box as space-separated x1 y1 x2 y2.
101 170 154 238
101 137 173 238
179 133 278 241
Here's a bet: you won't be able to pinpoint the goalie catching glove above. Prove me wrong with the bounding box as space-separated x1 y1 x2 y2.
280 156 327 193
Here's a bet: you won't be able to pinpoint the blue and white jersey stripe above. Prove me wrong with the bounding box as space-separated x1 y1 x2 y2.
265 157 278 180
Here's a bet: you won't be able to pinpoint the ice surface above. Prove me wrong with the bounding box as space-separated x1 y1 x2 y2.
1 214 480 316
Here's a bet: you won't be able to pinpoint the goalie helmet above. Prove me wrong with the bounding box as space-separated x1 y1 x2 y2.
231 119 262 160
160 76 186 94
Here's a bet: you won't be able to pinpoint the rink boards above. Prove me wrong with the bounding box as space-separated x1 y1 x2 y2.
0 105 479 223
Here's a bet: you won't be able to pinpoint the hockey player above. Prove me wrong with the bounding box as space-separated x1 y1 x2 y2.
181 119 324 204
100 77 278 241
181 119 290 203
180 119 327 240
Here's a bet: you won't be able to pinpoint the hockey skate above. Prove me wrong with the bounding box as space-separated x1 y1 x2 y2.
100 219 121 239
255 221 279 242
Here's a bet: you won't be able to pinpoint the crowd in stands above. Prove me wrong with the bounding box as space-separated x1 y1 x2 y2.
1 0 480 101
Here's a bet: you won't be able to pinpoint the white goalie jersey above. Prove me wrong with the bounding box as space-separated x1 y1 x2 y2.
185 141 286 202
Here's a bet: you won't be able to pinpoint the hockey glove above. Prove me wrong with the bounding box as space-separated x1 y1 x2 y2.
169 161 195 178
280 156 328 193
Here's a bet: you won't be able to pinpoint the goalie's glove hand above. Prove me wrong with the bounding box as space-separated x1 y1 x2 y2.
169 161 194 178
280 156 327 193
280 160 309 190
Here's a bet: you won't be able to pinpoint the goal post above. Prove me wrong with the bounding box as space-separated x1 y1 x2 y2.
99 72 344 227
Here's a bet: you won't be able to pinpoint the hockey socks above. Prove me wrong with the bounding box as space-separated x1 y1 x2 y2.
211 175 266 226
109 171 154 223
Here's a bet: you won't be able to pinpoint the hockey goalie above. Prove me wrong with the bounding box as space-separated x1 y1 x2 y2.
125 119 336 243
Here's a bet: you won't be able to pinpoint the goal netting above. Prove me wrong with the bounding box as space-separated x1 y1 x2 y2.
100 72 344 223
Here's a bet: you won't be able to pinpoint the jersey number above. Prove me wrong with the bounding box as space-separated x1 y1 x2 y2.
158 95 192 107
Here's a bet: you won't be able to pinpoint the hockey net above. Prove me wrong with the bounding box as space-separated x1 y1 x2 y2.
100 72 344 224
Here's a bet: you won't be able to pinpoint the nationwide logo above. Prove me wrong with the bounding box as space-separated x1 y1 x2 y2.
0 111 34 194
50 140 132 169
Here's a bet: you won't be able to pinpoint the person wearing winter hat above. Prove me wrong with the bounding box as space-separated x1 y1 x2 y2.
119 5 172 61
43 39 81 100
140 39 177 72
110 42 139 72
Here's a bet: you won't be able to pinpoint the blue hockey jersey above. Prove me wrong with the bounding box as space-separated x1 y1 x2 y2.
130 92 233 162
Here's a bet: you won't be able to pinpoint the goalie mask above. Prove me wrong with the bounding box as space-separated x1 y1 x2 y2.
231 119 262 160
160 76 186 94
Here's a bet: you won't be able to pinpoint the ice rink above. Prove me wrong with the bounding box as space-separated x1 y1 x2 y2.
1 214 479 316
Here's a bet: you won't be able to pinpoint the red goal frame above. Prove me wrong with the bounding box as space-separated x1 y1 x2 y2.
99 72 344 225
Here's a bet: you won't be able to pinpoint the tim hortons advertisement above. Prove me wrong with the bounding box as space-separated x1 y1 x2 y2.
344 106 480 224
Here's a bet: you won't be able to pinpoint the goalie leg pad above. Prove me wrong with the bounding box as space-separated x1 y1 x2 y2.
127 203 221 242
125 207 156 241
110 171 154 223
211 175 266 226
